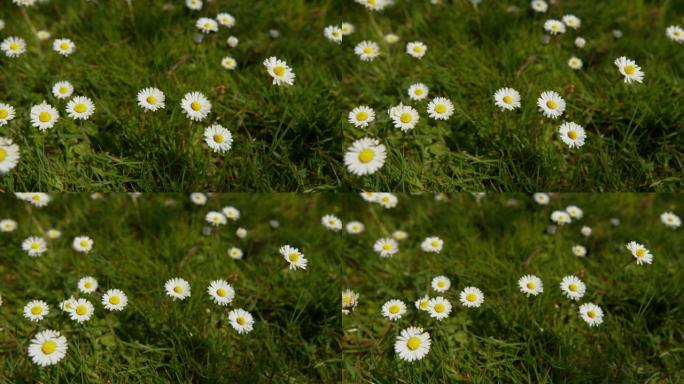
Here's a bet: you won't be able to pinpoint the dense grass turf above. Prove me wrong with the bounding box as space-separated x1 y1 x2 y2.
341 193 684 382
340 0 684 191
0 194 342 383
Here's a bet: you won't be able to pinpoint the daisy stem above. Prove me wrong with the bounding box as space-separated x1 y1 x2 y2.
621 258 634 269
20 7 37 37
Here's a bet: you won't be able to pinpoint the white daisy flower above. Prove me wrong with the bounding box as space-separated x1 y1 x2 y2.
408 83 429 101
427 296 452 320
578 303 604 327
566 205 583 219
69 298 94 323
205 211 227 226
414 295 430 311
625 241 653 265
360 192 378 202
568 56 583 70
196 17 219 33
28 330 68 367
0 219 18 232
376 193 398 208
355 0 390 11
228 308 254 334
190 192 207 205
533 192 550 205
60 297 76 312
22 236 47 257
406 41 427 59
560 275 586 300
30 101 59 131
52 81 74 99
550 210 571 225
575 37 586 48
562 15 581 29
559 122 586 148
660 212 681 229
222 206 240 221
518 275 544 296
17 192 51 207
204 124 233 153
348 106 375 128
373 238 398 257
102 289 128 311
216 12 235 28
322 214 342 231
427 97 454 120
227 36 239 47
52 38 75 56
392 230 408 240
544 19 566 35
422 237 444 253
530 0 548 12
1 36 26 58
384 33 400 44
354 40 380 61
24 300 49 322
185 0 202 10
344 137 386 176
460 286 484 308
381 299 407 320
228 246 243 260
493 87 521 111
572 245 587 257
537 91 566 119
581 226 592 237
221 56 237 70
0 137 20 174
666 25 684 44
614 56 644 84
431 275 450 292
137 87 165 111
263 56 295 86
72 236 94 253
36 30 51 40
235 227 247 238
181 92 212 122
207 280 235 306
394 326 431 362
345 221 365 234
0 103 16 126
78 276 98 293
279 244 308 270
66 96 95 120
341 22 354 35
324 25 343 43
388 103 419 131
342 289 359 314
165 277 191 301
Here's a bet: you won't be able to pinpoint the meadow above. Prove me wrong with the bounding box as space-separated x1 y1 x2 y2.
341 193 684 382
0 193 342 383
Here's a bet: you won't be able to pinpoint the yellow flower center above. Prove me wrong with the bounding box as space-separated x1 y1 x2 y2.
434 104 447 114
190 101 202 111
552 24 559 31
80 240 88 247
342 296 351 304
31 242 41 250
434 303 445 313
273 66 286 77
400 112 412 123
382 243 391 251
419 300 429 309
84 282 92 289
213 134 224 144
204 22 212 29
567 130 577 140
0 148 6 161
236 316 246 325
675 31 682 37
568 284 577 292
587 310 596 319
288 252 300 262
526 282 536 289
42 340 57 354
0 109 8 118
173 285 184 293
389 304 400 314
431 240 439 247
109 295 121 305
59 87 69 94
546 100 557 110
635 248 645 257
415 89 423 95
502 95 513 104
216 288 226 297
31 306 42 315
407 336 421 350
32 195 41 201
76 305 88 316
413 46 422 53
146 96 157 104
356 111 368 121
358 148 375 164
9 42 19 50
437 281 445 288
624 65 636 75
466 293 477 302
60 42 69 50
39 111 51 122
362 47 373 54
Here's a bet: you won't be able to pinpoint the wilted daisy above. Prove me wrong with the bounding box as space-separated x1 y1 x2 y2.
346 221 365 234
204 125 233 153
560 275 586 300
421 237 444 253
341 22 355 35
66 96 95 120
615 56 644 84
1 36 26 58
348 106 375 128
575 37 586 48
28 330 67 367
389 104 419 131
408 83 429 101
395 327 431 362
382 299 407 320
137 87 165 111
354 40 380 61
102 289 128 311
0 219 17 232
222 206 240 221
279 244 308 270
228 246 243 260
660 212 681 229
494 88 521 111
537 91 566 119
205 211 227 226
228 308 254 334
181 92 212 121
186 0 202 10
384 33 400 44
374 238 398 257
392 230 408 240
165 277 191 301
427 97 454 120
533 192 550 205
22 236 47 257
196 17 219 33
427 296 452 320
342 289 359 314
264 56 295 86
52 81 74 99
72 236 94 253
572 245 587 257
30 102 59 131
568 56 583 70
531 0 548 12
216 12 235 28
626 241 653 265
518 275 544 296
431 275 450 292
207 280 235 306
221 56 237 70
578 303 604 327
78 276 98 293
53 38 75 56
376 193 398 208
322 214 343 231
562 15 581 29
550 210 571 225
544 20 566 35
0 103 16 126
0 138 20 174
69 298 94 323
666 25 684 44
559 122 586 148
414 295 430 311
24 300 49 322
460 286 484 308
324 25 343 43
344 137 386 176
406 41 427 58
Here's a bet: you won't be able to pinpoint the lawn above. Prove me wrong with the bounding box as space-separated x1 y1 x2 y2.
0 193 342 383
341 193 683 382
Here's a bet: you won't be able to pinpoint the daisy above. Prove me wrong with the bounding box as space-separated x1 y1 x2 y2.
322 214 342 231
228 308 254 334
22 236 47 257
373 238 398 257
190 192 207 205
341 22 355 35
221 56 237 70
578 303 604 327
0 137 20 173
324 25 343 43
227 36 239 47
344 137 386 176
52 81 74 99
354 40 380 61
66 96 95 120
279 244 308 270
518 275 544 296
18 193 51 207
537 91 566 119
28 330 68 367
345 221 365 234
394 326 431 362
460 286 484 308
566 205 583 219
572 245 587 257
53 38 75 56
0 103 16 126
544 20 566 35
228 246 243 260
615 56 644 84
186 0 202 10
69 298 94 323
342 289 359 314
660 212 681 229
384 33 400 44
388 104 419 131
165 278 191 301
531 0 547 12
376 193 398 208
493 87 521 111
575 37 586 48
393 230 408 240
427 97 454 120
625 241 653 265
77 276 98 294
236 227 247 238
427 296 452 320
36 30 51 40
348 106 375 128
222 206 240 221
60 297 76 312
207 280 235 306
30 102 59 131
137 87 165 111
204 125 233 154
421 237 443 253
431 275 450 292
415 295 431 311
263 56 295 86
196 17 219 33
1 36 26 58
406 41 427 59
562 15 581 29
14 0 38 6
551 210 571 225
216 12 235 28
24 300 49 321
102 289 128 311
666 25 684 44
381 299 407 320
360 192 378 202
560 275 586 300
408 83 429 101
72 236 94 253
205 211 226 226
181 92 212 121
581 226 592 237
533 192 550 205
568 56 583 70
559 122 586 148
0 219 17 232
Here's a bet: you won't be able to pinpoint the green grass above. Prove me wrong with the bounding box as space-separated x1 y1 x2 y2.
342 193 684 382
0 194 342 383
